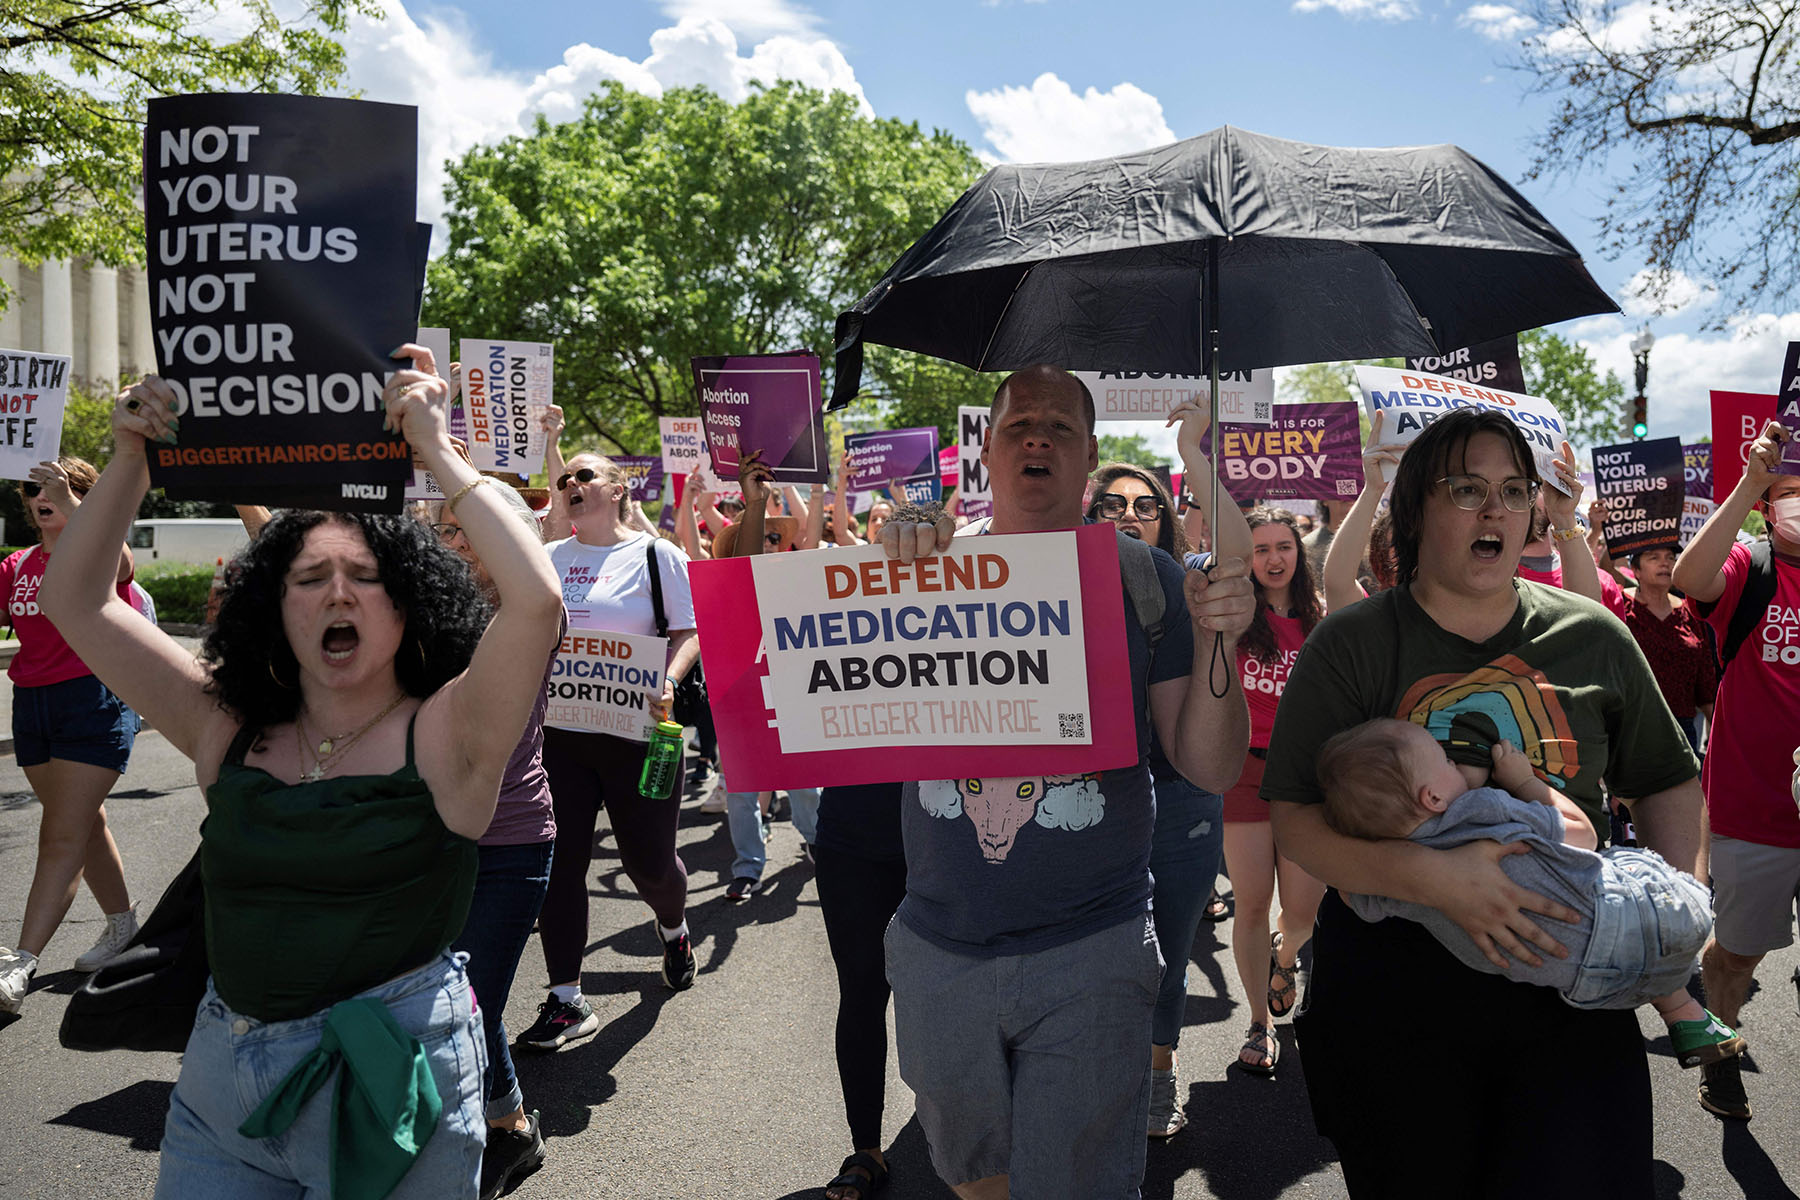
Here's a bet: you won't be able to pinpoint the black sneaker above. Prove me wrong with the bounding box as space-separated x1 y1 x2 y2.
480 1109 546 1200
658 923 696 991
514 995 599 1051
1698 1055 1752 1120
726 876 760 901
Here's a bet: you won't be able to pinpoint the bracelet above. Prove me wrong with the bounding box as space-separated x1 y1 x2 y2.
446 476 493 515
1551 525 1585 542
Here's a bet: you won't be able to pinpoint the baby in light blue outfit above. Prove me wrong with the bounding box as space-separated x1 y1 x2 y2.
1318 718 1742 1070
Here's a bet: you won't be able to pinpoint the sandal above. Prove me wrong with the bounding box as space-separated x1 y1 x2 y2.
1203 891 1229 922
1235 1021 1279 1076
826 1151 889 1200
1268 931 1298 1018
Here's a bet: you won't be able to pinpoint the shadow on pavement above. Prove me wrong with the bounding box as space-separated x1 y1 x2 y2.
773 1116 953 1199
1719 1123 1799 1199
46 1079 172 1152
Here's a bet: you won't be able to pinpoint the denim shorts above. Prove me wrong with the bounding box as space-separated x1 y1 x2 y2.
12 675 136 771
155 953 487 1200
1564 849 1713 1010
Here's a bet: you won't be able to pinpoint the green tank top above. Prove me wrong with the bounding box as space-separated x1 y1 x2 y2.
202 716 478 1022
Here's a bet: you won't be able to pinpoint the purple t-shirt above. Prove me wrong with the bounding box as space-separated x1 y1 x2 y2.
480 608 565 847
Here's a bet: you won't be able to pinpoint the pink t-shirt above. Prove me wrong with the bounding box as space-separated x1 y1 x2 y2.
1 546 134 688
1700 542 1800 848
1238 608 1309 748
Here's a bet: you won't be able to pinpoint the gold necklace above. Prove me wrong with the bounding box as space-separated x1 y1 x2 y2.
295 692 407 782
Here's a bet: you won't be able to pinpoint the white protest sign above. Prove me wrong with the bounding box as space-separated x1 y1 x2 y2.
1354 365 1573 495
1680 495 1715 548
753 533 1090 754
543 627 667 742
660 415 704 474
0 350 69 480
957 405 991 518
404 326 456 501
461 339 551 476
1072 369 1274 424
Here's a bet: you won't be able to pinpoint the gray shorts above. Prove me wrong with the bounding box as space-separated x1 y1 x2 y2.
885 913 1162 1199
1710 834 1800 956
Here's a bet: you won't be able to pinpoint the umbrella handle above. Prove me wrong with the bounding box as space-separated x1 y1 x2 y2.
1203 238 1230 700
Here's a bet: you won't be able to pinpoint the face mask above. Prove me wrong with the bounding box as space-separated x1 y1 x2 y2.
1772 497 1800 544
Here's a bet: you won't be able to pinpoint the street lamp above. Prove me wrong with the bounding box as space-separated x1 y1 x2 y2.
1628 326 1654 439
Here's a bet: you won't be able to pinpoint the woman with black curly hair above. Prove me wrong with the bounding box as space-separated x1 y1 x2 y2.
40 346 561 1200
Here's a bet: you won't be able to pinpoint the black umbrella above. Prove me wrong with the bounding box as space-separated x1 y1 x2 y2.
829 124 1618 408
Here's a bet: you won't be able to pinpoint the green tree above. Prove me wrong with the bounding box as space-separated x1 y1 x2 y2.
1518 328 1626 451
0 1 374 289
424 81 984 456
1095 433 1159 465
1277 358 1401 408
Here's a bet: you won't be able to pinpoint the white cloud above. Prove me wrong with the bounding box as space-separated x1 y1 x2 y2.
965 73 1175 163
1619 269 1720 319
1291 0 1420 21
1459 4 1536 41
658 0 819 39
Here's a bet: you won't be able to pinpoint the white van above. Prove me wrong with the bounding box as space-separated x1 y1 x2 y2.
127 518 250 565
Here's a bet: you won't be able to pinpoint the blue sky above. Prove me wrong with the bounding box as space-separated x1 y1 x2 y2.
338 0 1797 447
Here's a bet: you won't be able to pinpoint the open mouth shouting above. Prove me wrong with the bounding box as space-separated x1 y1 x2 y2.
1472 532 1505 563
322 620 360 664
34 503 56 523
1020 462 1052 479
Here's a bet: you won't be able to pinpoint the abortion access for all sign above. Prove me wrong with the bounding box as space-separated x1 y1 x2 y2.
545 628 666 742
142 94 418 511
461 339 551 476
845 428 940 492
0 351 68 480
1356 365 1572 494
692 352 829 485
1201 402 1361 505
690 525 1136 791
1071 370 1274 424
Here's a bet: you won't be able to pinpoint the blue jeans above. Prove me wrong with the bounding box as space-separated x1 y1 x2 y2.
453 841 553 1120
1565 848 1714 1010
1149 774 1225 1048
726 787 820 881
155 953 487 1199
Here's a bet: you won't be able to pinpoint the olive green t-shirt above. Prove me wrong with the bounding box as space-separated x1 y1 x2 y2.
1261 580 1697 832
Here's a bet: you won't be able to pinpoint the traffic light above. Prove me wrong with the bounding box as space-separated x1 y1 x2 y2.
1630 394 1648 440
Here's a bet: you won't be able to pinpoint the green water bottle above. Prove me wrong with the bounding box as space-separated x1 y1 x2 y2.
638 720 686 799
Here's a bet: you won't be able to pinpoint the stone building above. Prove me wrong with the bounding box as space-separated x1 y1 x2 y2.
0 256 156 392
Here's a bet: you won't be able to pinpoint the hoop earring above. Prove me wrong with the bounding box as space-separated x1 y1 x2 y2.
268 656 293 689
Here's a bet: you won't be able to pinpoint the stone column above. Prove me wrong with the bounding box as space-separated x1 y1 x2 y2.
86 263 120 389
126 265 156 376
0 256 19 349
39 257 74 358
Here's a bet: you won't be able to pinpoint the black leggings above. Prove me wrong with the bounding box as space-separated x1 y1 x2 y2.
539 727 688 984
812 843 908 1151
1298 890 1652 1199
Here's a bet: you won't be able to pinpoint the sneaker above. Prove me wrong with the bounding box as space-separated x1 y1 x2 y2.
699 781 728 814
1147 1065 1187 1138
514 995 599 1051
1698 1055 1752 1120
658 923 696 991
0 948 38 1014
726 876 761 902
73 906 140 973
1669 1010 1745 1069
479 1109 546 1200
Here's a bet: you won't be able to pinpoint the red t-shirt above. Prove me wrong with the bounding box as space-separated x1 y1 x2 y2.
1238 608 1309 748
2 546 133 688
1600 588 1718 720
1700 542 1800 848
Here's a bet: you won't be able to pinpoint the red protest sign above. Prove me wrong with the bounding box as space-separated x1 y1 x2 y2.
1710 391 1778 503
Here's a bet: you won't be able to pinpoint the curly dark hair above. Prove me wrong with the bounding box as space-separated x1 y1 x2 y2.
1239 505 1323 665
1086 462 1190 559
202 511 491 730
1389 410 1539 586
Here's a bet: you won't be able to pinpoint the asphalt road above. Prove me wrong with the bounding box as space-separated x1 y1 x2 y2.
1 731 1796 1200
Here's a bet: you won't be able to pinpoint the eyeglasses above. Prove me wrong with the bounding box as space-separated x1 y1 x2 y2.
431 522 465 543
555 468 599 491
1435 474 1539 512
20 482 86 499
1094 493 1164 520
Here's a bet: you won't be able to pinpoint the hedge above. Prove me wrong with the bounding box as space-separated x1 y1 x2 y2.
136 561 217 625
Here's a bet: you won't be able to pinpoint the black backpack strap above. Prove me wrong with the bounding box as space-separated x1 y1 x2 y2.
645 539 669 638
1709 541 1778 671
222 722 260 766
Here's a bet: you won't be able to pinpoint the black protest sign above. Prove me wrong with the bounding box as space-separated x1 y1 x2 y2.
144 94 419 512
1405 334 1526 395
1593 437 1684 558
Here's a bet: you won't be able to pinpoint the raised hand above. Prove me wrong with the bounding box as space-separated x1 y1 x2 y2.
114 376 181 456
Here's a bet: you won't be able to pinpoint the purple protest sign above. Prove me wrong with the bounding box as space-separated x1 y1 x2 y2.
1682 443 1712 499
1779 342 1800 476
692 352 829 485
1203 402 1362 505
613 455 665 504
1594 438 1684 558
845 428 941 492
1406 334 1525 395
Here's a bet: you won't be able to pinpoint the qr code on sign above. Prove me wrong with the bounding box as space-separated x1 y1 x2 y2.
1252 399 1272 422
1058 713 1085 739
1337 478 1358 495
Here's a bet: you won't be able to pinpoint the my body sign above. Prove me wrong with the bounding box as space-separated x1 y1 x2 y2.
689 526 1136 791
1202 402 1361 504
957 406 991 519
546 627 666 742
461 339 551 476
692 352 829 485
1593 438 1684 558
143 94 418 511
1355 365 1573 494
0 351 68 479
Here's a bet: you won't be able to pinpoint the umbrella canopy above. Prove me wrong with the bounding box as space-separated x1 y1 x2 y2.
830 125 1618 408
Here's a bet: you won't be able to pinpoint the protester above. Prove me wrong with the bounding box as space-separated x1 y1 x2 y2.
0 457 141 1016
1321 411 1404 613
433 483 562 1199
1086 438 1233 1136
39 351 561 1197
877 365 1253 1199
524 450 702 1051
1263 409 1704 1197
1672 418 1800 1121
1300 497 1354 579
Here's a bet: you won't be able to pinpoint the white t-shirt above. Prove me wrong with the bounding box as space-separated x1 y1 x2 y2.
546 532 695 636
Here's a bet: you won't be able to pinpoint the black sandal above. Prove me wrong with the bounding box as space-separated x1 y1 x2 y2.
1235 1021 1280 1076
826 1151 889 1200
1203 891 1229 922
1268 931 1298 1018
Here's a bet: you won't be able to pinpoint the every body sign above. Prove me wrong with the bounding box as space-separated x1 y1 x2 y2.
1593 438 1684 558
545 627 666 742
612 456 665 503
142 94 418 511
461 339 551 476
689 526 1136 791
1071 370 1274 424
0 351 68 480
1355 365 1573 494
1201 402 1361 505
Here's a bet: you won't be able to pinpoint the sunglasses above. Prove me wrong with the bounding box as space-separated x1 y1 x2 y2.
1094 493 1164 520
555 468 600 491
765 532 783 547
20 482 86 499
